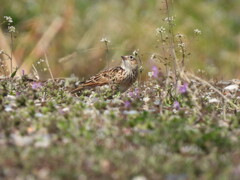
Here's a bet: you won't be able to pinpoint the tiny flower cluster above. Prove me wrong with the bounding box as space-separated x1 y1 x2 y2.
148 71 154 78
143 96 150 103
124 101 131 108
194 29 201 35
37 59 45 64
31 82 42 89
36 59 48 71
4 16 13 24
8 26 15 33
128 88 139 98
133 49 139 56
164 16 175 22
148 66 159 78
151 66 159 78
151 54 156 60
139 65 144 73
156 26 166 34
3 16 16 33
178 83 188 94
173 101 180 110
176 33 184 38
178 42 185 48
100 37 110 43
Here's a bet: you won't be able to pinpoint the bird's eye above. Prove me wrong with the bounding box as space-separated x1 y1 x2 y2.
129 56 133 59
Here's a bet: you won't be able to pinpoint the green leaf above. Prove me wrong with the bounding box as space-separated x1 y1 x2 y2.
10 67 19 78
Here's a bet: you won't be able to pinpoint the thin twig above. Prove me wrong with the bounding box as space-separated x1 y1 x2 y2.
44 53 54 80
10 33 13 75
105 42 109 69
0 29 18 76
223 99 227 121
164 0 179 89
32 64 40 80
187 73 240 110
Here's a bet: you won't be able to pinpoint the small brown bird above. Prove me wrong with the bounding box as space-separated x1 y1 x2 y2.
71 55 138 94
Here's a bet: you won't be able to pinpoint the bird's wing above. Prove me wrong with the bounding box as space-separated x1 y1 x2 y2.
70 66 124 93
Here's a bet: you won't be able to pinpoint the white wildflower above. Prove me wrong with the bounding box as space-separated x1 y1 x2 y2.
156 26 166 34
8 26 15 33
4 16 13 24
208 98 220 103
143 97 150 103
148 71 153 78
100 37 110 43
178 42 185 48
194 29 202 35
123 110 139 115
62 107 70 112
0 50 3 55
151 54 156 60
133 49 139 56
164 16 174 22
176 33 184 38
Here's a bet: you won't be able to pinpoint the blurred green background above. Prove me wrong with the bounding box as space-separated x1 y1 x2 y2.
0 0 239 79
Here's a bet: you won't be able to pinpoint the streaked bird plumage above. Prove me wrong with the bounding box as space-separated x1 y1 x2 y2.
71 55 138 94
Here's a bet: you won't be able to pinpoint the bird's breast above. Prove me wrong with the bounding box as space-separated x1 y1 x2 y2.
118 70 138 92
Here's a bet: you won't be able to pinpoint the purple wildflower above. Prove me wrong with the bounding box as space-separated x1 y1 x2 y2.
134 88 140 96
128 88 140 98
173 101 180 110
22 69 25 76
124 101 131 108
178 83 188 94
128 91 134 98
31 82 42 89
152 66 159 78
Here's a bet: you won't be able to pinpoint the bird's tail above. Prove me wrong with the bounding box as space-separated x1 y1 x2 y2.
70 82 106 94
70 86 84 94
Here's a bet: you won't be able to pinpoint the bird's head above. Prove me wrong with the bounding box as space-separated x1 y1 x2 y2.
121 55 138 71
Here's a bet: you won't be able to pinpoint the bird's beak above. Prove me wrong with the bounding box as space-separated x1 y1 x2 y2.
121 56 127 61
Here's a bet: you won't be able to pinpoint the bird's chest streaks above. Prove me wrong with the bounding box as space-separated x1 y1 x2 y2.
118 69 138 92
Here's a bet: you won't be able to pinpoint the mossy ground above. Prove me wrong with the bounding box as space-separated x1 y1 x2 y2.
0 76 239 180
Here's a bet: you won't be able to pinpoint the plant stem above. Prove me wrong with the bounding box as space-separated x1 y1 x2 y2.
45 53 54 80
105 42 109 69
10 32 13 75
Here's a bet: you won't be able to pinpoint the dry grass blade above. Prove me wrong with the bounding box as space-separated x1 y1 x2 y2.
20 17 64 73
58 52 78 63
44 53 54 80
0 29 19 75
